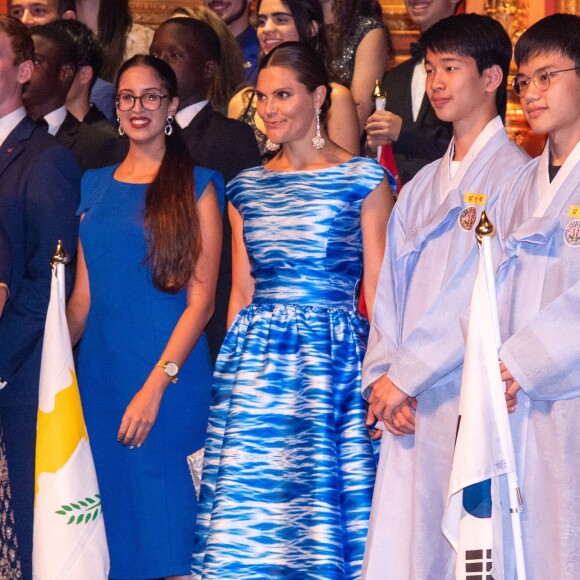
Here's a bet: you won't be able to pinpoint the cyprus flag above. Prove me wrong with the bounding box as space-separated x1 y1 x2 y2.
33 258 109 579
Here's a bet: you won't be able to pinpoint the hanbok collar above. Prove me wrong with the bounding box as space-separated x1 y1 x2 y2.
398 122 508 259
534 138 580 217
503 143 580 255
440 115 504 202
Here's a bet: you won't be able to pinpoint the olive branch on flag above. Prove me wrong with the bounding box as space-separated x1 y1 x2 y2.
55 494 102 525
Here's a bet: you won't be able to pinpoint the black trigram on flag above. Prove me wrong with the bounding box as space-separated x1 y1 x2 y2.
464 549 494 580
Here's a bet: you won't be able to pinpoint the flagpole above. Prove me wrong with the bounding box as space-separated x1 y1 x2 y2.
51 239 69 301
34 240 110 579
476 212 527 580
372 80 386 162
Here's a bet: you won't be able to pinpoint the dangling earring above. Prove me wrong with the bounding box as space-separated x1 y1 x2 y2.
117 117 124 137
265 139 281 153
165 115 174 136
312 109 325 150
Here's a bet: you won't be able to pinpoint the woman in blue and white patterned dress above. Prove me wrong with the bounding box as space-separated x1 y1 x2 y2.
192 42 394 580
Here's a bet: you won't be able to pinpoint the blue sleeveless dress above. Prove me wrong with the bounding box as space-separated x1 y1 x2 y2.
77 165 223 579
192 157 384 579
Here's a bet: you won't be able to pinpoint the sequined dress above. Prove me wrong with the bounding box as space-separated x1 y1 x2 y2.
329 16 386 87
0 427 22 579
192 157 384 579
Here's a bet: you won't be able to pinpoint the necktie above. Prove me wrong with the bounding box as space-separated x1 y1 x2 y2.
35 117 49 132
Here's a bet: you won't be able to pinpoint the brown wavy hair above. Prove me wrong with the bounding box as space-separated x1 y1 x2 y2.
98 0 132 82
0 15 34 64
116 55 201 293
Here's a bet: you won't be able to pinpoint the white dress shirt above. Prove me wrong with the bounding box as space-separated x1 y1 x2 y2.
175 100 209 129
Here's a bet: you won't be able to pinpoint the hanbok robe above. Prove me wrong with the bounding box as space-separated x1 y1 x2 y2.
495 140 580 580
362 116 529 579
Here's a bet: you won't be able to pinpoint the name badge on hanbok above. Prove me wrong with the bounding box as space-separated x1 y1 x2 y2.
458 207 478 231
564 219 580 248
464 192 487 205
568 206 580 218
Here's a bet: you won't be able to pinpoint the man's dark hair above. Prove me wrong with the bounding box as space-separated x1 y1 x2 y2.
59 0 76 13
0 15 34 64
420 13 512 119
52 18 103 89
515 13 580 72
30 21 79 71
161 17 221 64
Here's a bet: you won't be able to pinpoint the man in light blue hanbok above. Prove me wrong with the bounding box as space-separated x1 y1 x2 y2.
495 14 580 579
362 15 529 579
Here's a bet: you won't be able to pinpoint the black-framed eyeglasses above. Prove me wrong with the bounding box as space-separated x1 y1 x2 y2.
115 93 169 111
512 67 580 96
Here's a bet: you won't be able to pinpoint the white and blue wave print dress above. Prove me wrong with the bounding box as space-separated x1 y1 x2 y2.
192 157 385 579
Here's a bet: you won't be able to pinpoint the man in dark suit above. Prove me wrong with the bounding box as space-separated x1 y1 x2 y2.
150 17 261 361
9 0 117 123
365 0 463 185
53 18 117 136
23 22 124 171
0 16 80 579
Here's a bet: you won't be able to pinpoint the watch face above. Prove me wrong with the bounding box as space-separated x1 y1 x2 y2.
165 362 179 377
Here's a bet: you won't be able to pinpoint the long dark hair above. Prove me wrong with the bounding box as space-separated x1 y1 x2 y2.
116 55 201 293
99 0 132 82
255 0 326 54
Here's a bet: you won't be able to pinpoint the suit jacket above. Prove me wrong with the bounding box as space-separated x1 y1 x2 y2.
56 111 126 172
0 221 11 287
0 116 81 407
382 57 453 185
181 103 261 360
83 104 118 137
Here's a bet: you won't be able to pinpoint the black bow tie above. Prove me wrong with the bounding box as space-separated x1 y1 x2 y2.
35 117 49 132
409 42 422 60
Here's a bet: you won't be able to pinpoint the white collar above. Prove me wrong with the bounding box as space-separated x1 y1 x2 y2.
175 100 210 129
44 106 68 136
440 115 504 202
534 138 580 218
0 106 26 146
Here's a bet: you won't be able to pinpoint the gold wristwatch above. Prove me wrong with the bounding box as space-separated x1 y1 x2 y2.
155 360 179 383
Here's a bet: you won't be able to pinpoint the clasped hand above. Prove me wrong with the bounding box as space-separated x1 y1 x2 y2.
500 361 521 414
366 374 416 436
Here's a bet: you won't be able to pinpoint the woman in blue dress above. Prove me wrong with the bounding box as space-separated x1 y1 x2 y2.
66 55 223 580
193 42 394 579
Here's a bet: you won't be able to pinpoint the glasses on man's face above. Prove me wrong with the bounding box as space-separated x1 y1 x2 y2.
115 92 169 112
512 67 580 96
